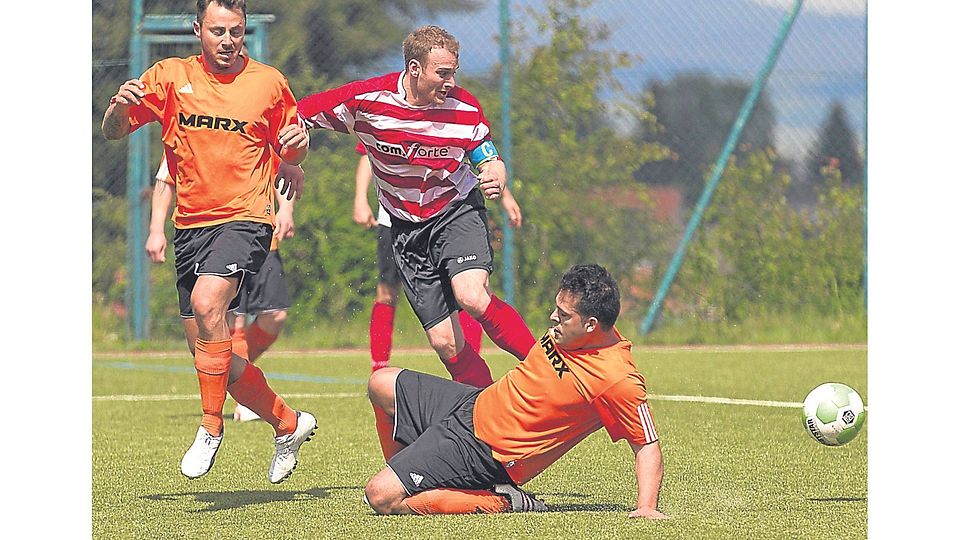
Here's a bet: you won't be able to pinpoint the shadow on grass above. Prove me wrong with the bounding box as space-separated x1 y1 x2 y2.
144 486 362 513
807 497 866 503
533 491 632 513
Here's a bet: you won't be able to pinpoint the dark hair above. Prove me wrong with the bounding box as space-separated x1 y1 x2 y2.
559 264 620 330
402 25 460 67
197 0 246 23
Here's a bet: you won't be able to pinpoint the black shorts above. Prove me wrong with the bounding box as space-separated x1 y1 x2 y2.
390 189 494 330
377 225 400 286
235 249 290 315
387 369 512 495
173 221 272 318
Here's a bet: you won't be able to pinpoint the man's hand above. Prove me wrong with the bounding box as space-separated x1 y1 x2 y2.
278 123 309 164
112 79 146 106
628 507 669 520
102 79 145 139
274 204 296 240
499 188 522 228
477 159 507 200
145 231 167 263
353 199 377 229
275 161 305 201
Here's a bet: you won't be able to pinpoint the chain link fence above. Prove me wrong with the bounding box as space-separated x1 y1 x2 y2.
92 0 866 345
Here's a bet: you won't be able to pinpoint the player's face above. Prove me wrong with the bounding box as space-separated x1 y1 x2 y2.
549 290 596 350
194 4 245 74
411 48 458 105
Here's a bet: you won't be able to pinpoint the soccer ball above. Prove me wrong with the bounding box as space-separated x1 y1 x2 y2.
802 383 865 446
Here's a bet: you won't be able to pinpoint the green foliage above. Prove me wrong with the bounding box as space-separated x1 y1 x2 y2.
806 101 864 186
469 0 675 323
673 150 864 328
279 138 380 340
638 73 776 205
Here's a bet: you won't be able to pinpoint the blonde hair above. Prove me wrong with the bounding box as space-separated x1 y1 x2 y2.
402 25 460 67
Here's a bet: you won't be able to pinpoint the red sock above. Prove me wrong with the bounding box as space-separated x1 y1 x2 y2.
372 404 405 461
230 324 249 361
442 342 493 388
405 488 509 514
370 302 395 371
194 338 232 437
458 310 483 353
477 295 536 360
227 363 298 437
246 320 279 362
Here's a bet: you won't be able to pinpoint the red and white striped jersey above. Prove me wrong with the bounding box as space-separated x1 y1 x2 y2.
298 72 492 223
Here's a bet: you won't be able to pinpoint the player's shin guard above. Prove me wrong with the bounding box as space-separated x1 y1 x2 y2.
227 362 298 437
245 320 279 362
458 310 484 353
370 302 396 371
404 488 509 515
194 338 232 437
230 324 249 361
372 404 404 461
477 295 536 360
441 342 493 388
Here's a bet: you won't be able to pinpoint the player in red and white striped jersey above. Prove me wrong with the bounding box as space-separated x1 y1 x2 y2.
296 25 535 390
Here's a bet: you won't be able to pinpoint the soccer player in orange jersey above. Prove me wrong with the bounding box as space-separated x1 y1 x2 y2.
103 0 314 484
362 264 667 518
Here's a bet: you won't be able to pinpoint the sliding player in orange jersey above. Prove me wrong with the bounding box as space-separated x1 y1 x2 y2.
362 264 667 518
104 0 314 484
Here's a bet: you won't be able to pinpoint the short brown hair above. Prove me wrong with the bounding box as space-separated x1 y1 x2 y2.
402 25 460 67
197 0 246 23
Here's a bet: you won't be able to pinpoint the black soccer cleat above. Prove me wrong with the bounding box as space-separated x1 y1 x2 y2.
493 483 547 512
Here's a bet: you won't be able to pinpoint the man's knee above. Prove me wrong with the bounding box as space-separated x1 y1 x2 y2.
364 472 406 515
367 367 402 409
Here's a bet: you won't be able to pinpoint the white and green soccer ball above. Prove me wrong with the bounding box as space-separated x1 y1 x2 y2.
802 383 865 446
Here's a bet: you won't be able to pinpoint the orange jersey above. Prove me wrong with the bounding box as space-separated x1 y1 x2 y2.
155 147 282 253
473 329 658 485
127 54 300 229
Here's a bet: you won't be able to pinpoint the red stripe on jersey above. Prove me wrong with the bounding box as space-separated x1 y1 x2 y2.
372 165 455 191
379 187 459 221
354 122 474 149
361 99 482 126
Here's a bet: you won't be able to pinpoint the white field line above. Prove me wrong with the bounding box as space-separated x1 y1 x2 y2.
92 343 866 359
95 391 858 409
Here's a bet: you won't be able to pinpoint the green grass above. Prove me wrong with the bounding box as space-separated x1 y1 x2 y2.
93 346 867 539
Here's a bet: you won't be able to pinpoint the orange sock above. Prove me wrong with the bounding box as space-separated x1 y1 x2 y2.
227 363 298 436
231 324 249 361
194 338 232 437
372 404 405 461
246 321 279 362
404 488 509 515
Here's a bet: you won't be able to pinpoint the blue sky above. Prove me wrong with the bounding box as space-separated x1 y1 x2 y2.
407 0 866 162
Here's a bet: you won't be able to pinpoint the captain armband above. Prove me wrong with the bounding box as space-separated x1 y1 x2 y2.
468 140 501 168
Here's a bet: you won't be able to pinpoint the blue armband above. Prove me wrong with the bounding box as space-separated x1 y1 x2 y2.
468 140 500 167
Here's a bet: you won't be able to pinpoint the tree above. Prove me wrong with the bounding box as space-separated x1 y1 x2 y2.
637 73 776 206
806 101 863 186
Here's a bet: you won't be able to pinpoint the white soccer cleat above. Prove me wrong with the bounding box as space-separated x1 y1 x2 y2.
233 404 261 422
268 411 317 484
493 483 547 512
180 426 223 479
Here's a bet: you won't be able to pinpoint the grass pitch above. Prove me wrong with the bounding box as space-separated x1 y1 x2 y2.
93 345 866 539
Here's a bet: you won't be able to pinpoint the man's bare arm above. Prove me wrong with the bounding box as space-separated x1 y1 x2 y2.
628 440 668 519
102 79 145 140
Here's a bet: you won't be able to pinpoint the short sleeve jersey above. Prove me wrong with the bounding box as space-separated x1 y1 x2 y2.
298 72 492 223
473 329 659 485
126 54 300 229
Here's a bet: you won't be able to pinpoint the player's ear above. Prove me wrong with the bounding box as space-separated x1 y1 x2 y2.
193 20 201 39
584 317 598 333
408 59 421 78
